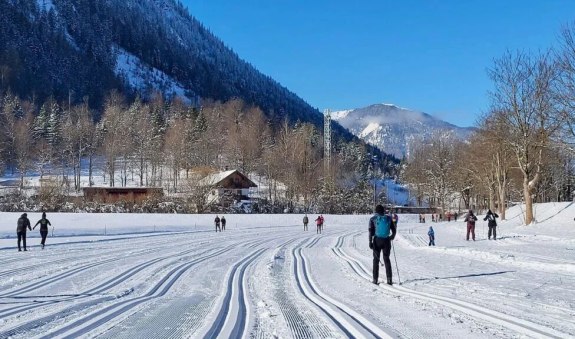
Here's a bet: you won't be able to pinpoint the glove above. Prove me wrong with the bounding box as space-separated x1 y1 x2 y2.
390 235 395 241
369 242 373 249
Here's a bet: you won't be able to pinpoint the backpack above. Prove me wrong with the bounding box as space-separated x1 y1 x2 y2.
375 215 391 238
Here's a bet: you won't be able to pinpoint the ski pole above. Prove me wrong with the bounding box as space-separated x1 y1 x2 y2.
392 240 401 285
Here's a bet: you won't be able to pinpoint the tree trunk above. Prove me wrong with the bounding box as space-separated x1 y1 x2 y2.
498 185 506 220
488 186 495 211
88 154 93 187
523 176 534 224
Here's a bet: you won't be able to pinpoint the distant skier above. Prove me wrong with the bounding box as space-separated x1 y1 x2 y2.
464 209 477 241
221 216 226 231
483 209 499 240
428 226 435 246
214 216 221 232
33 212 51 249
320 215 325 229
303 214 309 231
16 213 32 251
315 215 322 234
369 204 397 285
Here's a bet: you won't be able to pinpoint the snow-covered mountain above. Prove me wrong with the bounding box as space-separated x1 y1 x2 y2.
333 104 475 158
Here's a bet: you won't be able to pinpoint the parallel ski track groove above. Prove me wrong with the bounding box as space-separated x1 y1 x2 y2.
267 237 332 338
44 244 239 339
204 236 301 339
0 256 122 297
0 246 205 318
0 235 198 292
0 240 223 318
332 245 570 339
292 241 391 338
0 238 258 339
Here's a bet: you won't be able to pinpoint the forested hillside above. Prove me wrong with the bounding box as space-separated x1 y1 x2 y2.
0 0 353 140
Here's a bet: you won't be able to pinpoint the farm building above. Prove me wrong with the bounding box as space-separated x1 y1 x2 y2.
83 187 163 203
198 170 257 206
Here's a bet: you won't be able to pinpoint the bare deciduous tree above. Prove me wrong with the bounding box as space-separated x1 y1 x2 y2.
488 50 560 224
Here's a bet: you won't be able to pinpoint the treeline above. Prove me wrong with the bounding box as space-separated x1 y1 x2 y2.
0 92 397 213
402 23 575 224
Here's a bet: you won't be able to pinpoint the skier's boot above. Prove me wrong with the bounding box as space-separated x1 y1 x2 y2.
387 278 393 285
372 279 379 285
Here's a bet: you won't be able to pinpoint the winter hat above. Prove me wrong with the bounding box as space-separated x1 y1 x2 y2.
42 212 46 218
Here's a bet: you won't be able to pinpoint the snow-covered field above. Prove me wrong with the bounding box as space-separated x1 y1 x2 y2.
0 203 574 338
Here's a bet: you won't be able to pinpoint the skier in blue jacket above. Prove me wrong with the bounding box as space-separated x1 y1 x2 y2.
428 226 435 246
369 205 397 285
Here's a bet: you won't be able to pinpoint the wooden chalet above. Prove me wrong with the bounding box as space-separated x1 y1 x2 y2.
198 170 257 205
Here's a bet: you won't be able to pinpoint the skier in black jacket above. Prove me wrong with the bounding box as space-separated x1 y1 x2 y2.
221 216 226 231
214 216 221 232
16 213 32 251
33 212 52 249
483 209 499 240
368 205 397 285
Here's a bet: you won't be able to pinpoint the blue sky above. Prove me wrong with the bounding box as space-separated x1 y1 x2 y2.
182 1 575 127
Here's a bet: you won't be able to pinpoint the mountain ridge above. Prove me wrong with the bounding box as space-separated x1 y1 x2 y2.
333 103 475 158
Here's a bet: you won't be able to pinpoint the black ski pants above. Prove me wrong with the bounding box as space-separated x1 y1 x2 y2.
40 230 48 246
488 225 497 240
17 231 27 251
372 237 392 283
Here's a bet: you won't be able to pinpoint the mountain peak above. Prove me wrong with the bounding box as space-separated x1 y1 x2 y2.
333 103 474 157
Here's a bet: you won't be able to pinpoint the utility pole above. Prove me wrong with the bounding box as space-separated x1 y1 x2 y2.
324 109 332 213
323 109 332 173
372 154 378 208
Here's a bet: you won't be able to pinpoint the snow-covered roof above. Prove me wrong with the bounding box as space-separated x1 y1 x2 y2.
197 170 257 188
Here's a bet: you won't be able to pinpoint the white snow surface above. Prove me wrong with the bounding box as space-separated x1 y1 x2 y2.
359 122 382 138
0 203 574 338
114 47 192 103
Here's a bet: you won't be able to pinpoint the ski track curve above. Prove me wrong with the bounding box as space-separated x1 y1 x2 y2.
0 233 232 315
332 243 571 339
0 234 265 338
0 245 214 319
292 239 394 339
38 246 234 338
0 245 228 338
200 248 266 339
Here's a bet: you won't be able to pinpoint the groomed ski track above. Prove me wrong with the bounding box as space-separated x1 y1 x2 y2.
0 218 573 338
